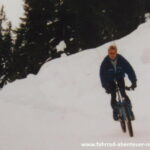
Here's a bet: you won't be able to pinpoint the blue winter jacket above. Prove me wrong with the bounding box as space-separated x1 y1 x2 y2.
100 54 137 89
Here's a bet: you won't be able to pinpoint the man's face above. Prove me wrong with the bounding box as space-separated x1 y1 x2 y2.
108 48 117 60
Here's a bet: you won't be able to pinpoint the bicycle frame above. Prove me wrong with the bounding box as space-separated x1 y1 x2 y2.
116 83 126 121
115 80 134 137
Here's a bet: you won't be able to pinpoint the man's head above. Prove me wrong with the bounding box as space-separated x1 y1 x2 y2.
108 45 117 60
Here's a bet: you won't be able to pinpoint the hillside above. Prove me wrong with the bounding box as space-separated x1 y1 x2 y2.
0 20 150 149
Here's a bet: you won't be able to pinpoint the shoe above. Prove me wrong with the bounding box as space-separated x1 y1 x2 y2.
113 109 119 121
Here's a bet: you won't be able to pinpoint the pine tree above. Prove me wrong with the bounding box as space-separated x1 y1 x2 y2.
0 6 13 87
62 0 145 52
0 6 5 81
14 0 63 76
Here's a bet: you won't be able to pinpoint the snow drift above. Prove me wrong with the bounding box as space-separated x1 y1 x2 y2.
0 20 150 150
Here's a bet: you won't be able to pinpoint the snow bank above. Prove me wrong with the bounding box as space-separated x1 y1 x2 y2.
0 20 150 150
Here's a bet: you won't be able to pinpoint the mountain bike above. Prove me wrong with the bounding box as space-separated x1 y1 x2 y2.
115 82 135 137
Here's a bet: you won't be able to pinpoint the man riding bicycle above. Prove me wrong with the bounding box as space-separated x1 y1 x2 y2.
100 45 137 120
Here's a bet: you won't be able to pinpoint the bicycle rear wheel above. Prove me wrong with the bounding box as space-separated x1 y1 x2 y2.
120 120 126 132
127 121 133 137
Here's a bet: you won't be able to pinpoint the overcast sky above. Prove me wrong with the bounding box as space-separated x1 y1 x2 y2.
0 0 24 28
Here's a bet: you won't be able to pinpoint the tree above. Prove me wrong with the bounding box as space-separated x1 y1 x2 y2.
14 0 61 76
0 6 13 87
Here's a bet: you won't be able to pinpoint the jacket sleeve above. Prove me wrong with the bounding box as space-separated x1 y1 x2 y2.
100 60 108 89
121 55 137 83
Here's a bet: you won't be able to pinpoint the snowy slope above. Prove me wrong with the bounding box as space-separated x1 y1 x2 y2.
0 20 150 150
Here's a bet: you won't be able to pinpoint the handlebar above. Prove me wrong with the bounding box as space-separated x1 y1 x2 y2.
114 80 134 91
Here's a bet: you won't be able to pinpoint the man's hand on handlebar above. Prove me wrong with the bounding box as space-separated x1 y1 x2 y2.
125 82 137 91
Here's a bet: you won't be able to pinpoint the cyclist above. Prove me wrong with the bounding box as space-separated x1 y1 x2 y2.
100 45 137 120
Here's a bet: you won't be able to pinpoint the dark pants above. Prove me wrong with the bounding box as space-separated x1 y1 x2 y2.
109 78 131 109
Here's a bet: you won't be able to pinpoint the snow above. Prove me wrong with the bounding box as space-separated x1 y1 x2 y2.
145 13 150 22
1 20 150 149
0 0 24 28
56 40 66 52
